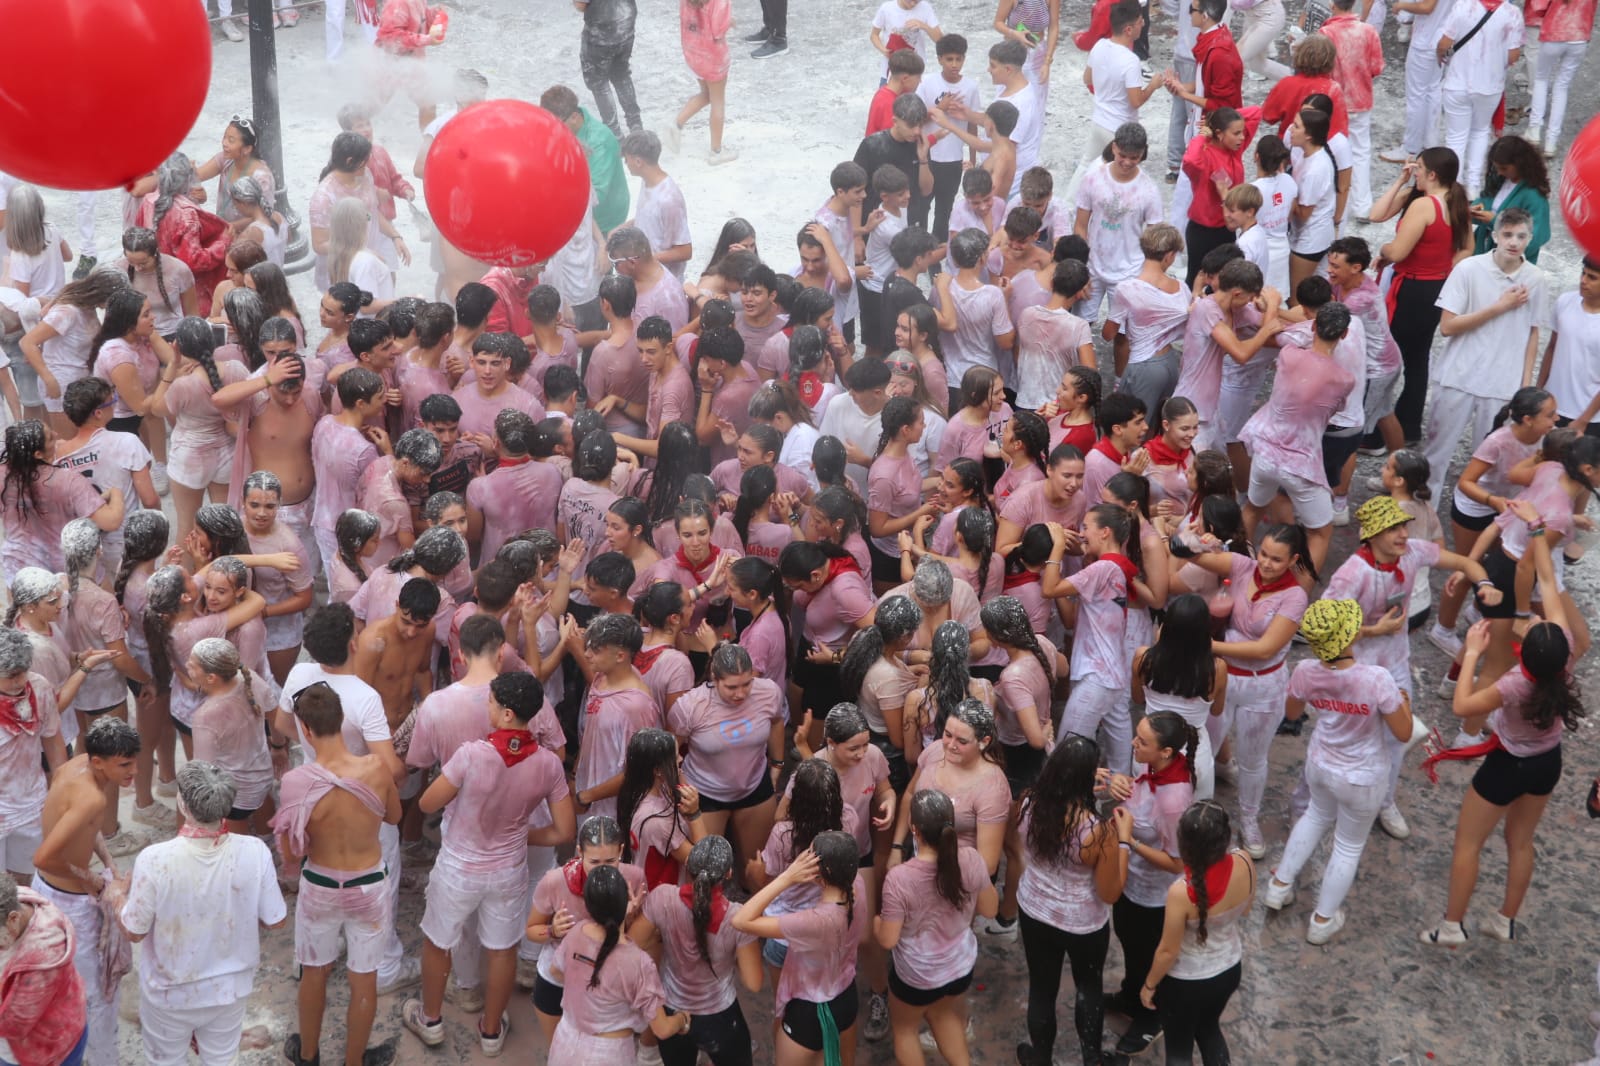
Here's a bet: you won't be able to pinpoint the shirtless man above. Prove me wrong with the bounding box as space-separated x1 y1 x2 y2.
272 684 402 1066
31 716 140 1066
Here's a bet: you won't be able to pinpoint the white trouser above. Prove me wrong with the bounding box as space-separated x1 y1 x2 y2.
75 192 97 259
1401 44 1444 155
1085 269 1137 331
1224 670 1289 824
1063 679 1131 775
1066 124 1118 204
31 876 116 1066
1423 386 1505 503
1274 760 1385 920
1529 39 1587 137
1442 89 1501 196
324 0 378 62
139 993 248 1066
378 821 406 984
1237 0 1291 80
1347 110 1374 218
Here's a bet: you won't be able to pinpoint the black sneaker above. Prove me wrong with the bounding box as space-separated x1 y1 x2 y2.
72 254 97 280
1115 1023 1161 1057
1276 716 1304 736
745 25 772 41
751 36 789 58
1103 991 1141 1017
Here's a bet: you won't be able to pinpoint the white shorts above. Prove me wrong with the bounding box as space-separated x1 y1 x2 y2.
420 858 532 952
1362 370 1401 434
1246 461 1334 529
294 862 391 972
0 818 41 874
167 439 236 491
263 611 305 652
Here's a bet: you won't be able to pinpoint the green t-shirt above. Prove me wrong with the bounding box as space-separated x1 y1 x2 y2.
578 110 631 233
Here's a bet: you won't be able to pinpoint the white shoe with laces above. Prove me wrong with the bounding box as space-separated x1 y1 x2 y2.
479 1012 510 1058
1420 919 1467 945
1240 819 1266 859
1428 624 1463 658
978 915 1019 940
1262 876 1295 911
1378 805 1410 839
1306 909 1345 944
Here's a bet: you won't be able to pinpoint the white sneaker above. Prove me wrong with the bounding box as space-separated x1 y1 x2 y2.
663 122 682 155
1427 624 1463 658
1262 876 1296 911
132 800 177 828
1420 919 1467 946
221 16 245 40
1438 670 1460 701
515 955 539 990
448 978 485 1012
479 1012 509 1058
1331 501 1350 527
401 998 445 1047
377 956 422 996
1379 147 1411 164
1544 134 1558 158
1240 818 1266 859
153 777 178 798
105 829 144 856
1396 21 1411 43
1527 123 1543 147
978 915 1019 940
1214 758 1238 785
1464 601 1482 626
150 462 170 495
1306 909 1346 945
1481 910 1518 942
708 146 739 166
1402 712 1430 754
1451 729 1487 750
1378 805 1411 840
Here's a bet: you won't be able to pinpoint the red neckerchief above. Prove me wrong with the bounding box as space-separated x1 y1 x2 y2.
679 880 730 932
1356 545 1405 586
1100 552 1140 584
178 823 229 841
497 454 534 468
1092 437 1127 465
1185 853 1234 905
631 829 683 889
823 554 864 584
1143 435 1191 469
1003 569 1040 591
563 857 588 896
796 370 825 408
635 645 671 674
674 544 722 584
0 683 40 737
1422 732 1503 783
1186 495 1203 520
1135 753 1189 792
1251 568 1298 601
489 728 539 767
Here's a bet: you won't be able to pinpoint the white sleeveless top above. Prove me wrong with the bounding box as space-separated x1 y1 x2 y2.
1169 852 1252 981
1142 687 1213 731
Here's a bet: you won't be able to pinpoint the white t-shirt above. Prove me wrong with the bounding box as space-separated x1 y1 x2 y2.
1289 148 1337 255
1545 292 1600 420
636 176 693 279
1439 1 1525 94
1252 172 1296 292
935 280 1014 381
998 85 1043 198
872 0 942 74
864 209 908 295
279 663 392 756
1236 224 1271 277
1076 163 1166 284
4 223 66 300
120 835 287 1008
547 193 603 307
1087 39 1145 132
1434 254 1551 399
348 249 393 304
818 397 883 493
918 74 984 164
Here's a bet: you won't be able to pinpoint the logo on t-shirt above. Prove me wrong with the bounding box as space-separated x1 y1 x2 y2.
1271 192 1284 207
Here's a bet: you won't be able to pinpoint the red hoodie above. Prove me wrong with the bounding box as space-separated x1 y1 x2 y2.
0 888 87 1066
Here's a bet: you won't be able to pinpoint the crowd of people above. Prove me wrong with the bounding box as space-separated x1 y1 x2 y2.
0 0 1596 1063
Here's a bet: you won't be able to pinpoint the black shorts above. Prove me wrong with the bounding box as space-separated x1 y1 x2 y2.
698 772 775 813
126 679 144 698
1450 498 1496 533
660 1000 752 1066
888 964 973 1007
532 974 564 1016
1556 415 1600 440
106 414 142 435
1291 247 1329 264
170 714 192 737
781 985 860 1050
79 702 125 718
794 650 845 717
1001 741 1046 799
971 663 1003 684
1321 427 1363 488
1478 544 1520 620
869 732 911 793
1472 743 1562 806
867 539 904 585
226 805 259 822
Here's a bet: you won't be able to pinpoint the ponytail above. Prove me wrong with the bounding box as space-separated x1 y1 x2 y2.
684 835 735 975
911 790 968 910
581 864 629 989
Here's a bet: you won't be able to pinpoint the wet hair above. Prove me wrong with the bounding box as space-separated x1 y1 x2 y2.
911 556 955 608
393 428 443 474
169 316 225 391
0 421 53 523
490 671 543 724
730 556 791 648
193 504 248 560
643 422 698 527
1097 392 1145 439
874 395 922 457
245 261 302 325
349 317 395 361
1105 472 1151 519
221 287 269 370
0 626 34 675
396 577 443 623
585 612 644 656
955 506 996 595
1519 622 1584 732
90 289 149 364
458 612 506 659
335 509 381 583
1063 365 1102 421
586 552 637 596
1086 502 1140 573
949 698 1002 766
114 510 170 604
829 161 869 194
190 637 265 721
1495 386 1553 432
423 491 466 530
708 642 754 682
575 432 618 483
980 596 1054 685
1192 450 1235 510
1259 522 1316 582
839 594 924 696
1051 258 1091 299
84 715 140 759
812 830 860 926
142 565 189 693
118 228 173 311
985 99 1019 137
944 457 991 519
452 281 497 329
786 324 827 382
5 569 60 629
152 152 197 229
634 581 688 633
608 497 652 548
335 365 384 409
385 524 467 578
823 703 871 745
1327 236 1372 272
325 281 372 318
1139 595 1217 699
911 789 970 909
582 863 630 988
1198 243 1243 279
225 239 268 278
1388 449 1431 502
732 464 778 549
921 620 974 742
1177 801 1232 945
748 378 814 428
177 760 237 826
783 759 844 858
685 836 735 973
59 519 102 600
1217 258 1263 294
319 131 372 181
1313 301 1351 342
950 228 990 270
1021 734 1102 865
1143 710 1200 778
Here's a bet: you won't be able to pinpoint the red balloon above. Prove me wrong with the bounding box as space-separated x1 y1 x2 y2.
0 0 212 190
1560 117 1600 260
424 100 591 267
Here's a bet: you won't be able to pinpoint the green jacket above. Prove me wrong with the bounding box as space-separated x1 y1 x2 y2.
577 109 630 234
1471 181 1551 263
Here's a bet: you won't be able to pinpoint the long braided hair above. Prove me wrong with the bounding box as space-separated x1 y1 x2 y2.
1177 800 1233 946
686 835 735 975
143 565 191 695
6 567 62 628
59 519 103 601
980 596 1054 684
152 152 196 231
121 228 174 313
89 289 149 366
116 510 171 604
173 317 224 391
190 637 263 720
922 620 974 743
336 509 381 583
582 863 630 989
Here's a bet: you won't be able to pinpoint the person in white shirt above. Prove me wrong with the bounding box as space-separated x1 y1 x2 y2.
1288 106 1338 296
818 357 892 492
1070 2 1164 199
620 131 693 280
988 39 1043 198
1384 0 1459 161
918 34 984 243
1162 0 1211 181
870 0 944 77
1421 208 1550 502
1073 122 1166 325
120 761 287 1066
1437 0 1525 197
1538 258 1600 432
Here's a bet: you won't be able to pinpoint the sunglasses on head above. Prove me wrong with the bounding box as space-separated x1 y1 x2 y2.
231 114 256 133
292 680 334 710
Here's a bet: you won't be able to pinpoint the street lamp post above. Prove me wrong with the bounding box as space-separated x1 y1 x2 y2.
246 0 313 274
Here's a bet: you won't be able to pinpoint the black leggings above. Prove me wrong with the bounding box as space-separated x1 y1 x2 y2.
1113 896 1166 1032
1184 221 1234 289
1158 962 1242 1065
659 1001 752 1066
1018 909 1110 1066
1388 274 1448 441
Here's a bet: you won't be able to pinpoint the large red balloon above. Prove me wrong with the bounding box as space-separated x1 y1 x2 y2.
424 100 591 267
0 0 212 190
1561 117 1600 260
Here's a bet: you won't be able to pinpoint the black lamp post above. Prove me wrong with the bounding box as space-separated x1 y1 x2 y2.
246 0 313 274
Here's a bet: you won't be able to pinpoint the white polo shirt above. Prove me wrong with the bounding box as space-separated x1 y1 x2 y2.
1434 253 1550 399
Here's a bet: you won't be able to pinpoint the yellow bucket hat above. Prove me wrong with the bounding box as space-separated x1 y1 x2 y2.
1356 495 1413 542
1299 599 1364 662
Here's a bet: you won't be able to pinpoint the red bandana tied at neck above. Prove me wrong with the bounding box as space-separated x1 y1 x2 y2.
0 683 39 737
1357 546 1405 586
563 858 588 896
1101 552 1140 584
1135 753 1189 792
679 881 730 932
1092 437 1127 465
823 554 863 584
1251 568 1298 601
1185 853 1235 905
1143 435 1190 469
178 823 229 842
796 371 826 408
496 454 534 468
634 645 671 675
1003 570 1040 591
675 544 723 584
488 729 540 768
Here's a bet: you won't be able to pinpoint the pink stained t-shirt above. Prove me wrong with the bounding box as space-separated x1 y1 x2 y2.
1067 558 1134 684
556 930 667 1034
708 374 764 467
859 655 917 740
526 330 582 404
406 680 492 771
557 478 620 583
914 743 1011 852
396 357 453 433
741 521 794 564
1287 659 1404 786
575 682 660 822
246 522 314 616
164 361 249 454
191 670 277 808
630 790 691 887
586 335 649 436
0 465 106 578
1497 461 1575 563
1236 345 1356 488
1454 426 1543 519
668 677 787 802
794 567 875 649
647 363 696 439
1016 813 1110 935
635 644 695 720
709 458 812 502
999 478 1087 535
738 606 789 695
994 462 1045 508
451 381 546 441
93 337 160 419
1119 773 1194 907
1492 629 1571 757
866 452 925 556
881 847 990 988
775 875 869 1015
1220 553 1310 672
348 567 458 646
995 636 1058 748
439 739 569 872
936 404 1011 471
531 860 649 982
358 459 412 571
61 581 129 712
1015 307 1093 411
641 884 756 1014
1323 539 1440 683
309 419 378 534
0 674 61 827
1174 296 1261 425
466 457 564 563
